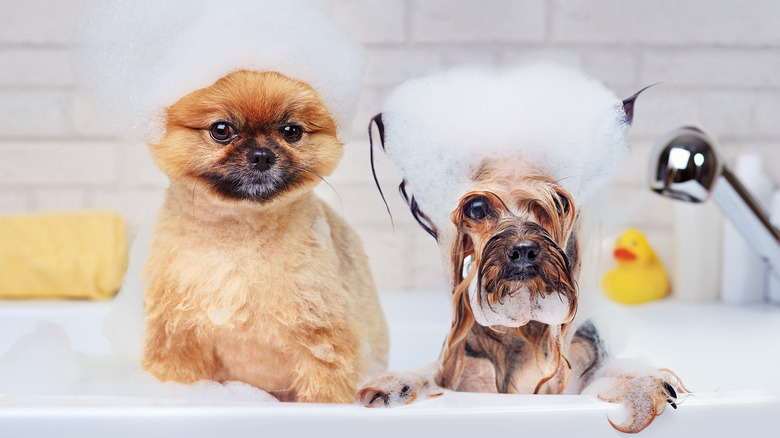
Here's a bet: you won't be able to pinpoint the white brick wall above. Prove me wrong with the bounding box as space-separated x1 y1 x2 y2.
2 0 779 293
409 0 547 43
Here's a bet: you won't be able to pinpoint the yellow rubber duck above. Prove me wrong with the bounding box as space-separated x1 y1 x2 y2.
602 228 669 304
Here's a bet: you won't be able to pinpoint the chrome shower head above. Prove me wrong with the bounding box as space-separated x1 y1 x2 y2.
649 126 780 282
648 126 723 203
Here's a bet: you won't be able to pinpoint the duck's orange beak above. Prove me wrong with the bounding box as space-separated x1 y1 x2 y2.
614 247 637 261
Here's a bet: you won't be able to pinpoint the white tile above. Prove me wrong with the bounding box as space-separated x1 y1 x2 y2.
753 94 780 139
68 91 125 139
0 141 119 185
580 49 640 91
88 187 165 233
32 188 87 211
364 48 442 87
0 0 81 45
410 0 547 43
0 48 75 87
333 0 407 44
641 49 780 89
359 229 412 291
0 91 70 139
117 143 168 188
500 48 582 69
552 0 780 47
0 190 31 214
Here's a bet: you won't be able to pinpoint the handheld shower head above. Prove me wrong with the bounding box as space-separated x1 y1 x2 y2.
648 127 722 203
649 126 780 282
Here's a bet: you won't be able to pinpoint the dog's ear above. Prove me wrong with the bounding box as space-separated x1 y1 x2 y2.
369 113 395 226
399 180 439 241
622 84 657 126
437 230 476 389
564 228 581 280
370 115 440 240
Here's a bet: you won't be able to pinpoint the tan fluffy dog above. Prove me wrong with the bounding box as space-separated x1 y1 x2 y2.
141 70 389 403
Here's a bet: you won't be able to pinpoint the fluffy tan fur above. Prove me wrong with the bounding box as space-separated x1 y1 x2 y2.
141 70 388 403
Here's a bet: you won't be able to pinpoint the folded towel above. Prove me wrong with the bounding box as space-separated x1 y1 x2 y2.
0 210 128 299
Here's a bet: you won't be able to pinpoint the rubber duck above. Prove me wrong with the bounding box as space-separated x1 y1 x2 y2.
602 228 669 304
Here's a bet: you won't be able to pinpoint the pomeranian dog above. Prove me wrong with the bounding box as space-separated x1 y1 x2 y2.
141 70 389 403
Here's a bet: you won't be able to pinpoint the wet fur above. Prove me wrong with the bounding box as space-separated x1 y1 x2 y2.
440 166 578 394
360 158 684 433
142 70 388 403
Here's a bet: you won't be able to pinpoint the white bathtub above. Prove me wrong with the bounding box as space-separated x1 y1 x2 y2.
0 292 778 438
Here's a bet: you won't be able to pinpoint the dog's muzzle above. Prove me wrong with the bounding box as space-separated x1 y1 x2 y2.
465 226 575 328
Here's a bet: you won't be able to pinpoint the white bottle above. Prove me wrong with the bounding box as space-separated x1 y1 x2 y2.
769 190 780 305
720 154 773 304
673 201 721 302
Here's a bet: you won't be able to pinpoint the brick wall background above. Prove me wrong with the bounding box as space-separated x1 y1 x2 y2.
2 0 779 293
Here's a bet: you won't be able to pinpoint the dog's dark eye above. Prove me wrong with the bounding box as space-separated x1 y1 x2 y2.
464 196 491 221
279 123 303 143
555 193 571 215
209 122 237 144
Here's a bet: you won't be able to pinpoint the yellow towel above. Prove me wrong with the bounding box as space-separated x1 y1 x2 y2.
0 210 128 299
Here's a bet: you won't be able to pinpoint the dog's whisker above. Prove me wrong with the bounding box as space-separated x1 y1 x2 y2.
554 175 578 185
192 177 198 217
283 164 344 214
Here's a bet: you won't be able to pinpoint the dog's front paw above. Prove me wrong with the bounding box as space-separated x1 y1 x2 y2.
358 371 441 408
584 360 687 433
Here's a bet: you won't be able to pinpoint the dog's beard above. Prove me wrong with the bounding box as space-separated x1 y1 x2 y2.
203 165 300 202
466 224 576 328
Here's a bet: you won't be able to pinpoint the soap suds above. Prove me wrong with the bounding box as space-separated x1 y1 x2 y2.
73 0 365 142
206 307 233 327
380 63 629 231
307 343 337 363
313 218 332 248
0 322 277 405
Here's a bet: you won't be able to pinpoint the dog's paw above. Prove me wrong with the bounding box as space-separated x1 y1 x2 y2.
358 371 442 408
583 360 687 433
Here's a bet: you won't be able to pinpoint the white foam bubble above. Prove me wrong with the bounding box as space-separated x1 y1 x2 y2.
206 307 233 326
0 321 277 405
380 63 629 230
73 0 365 142
307 343 337 363
0 323 81 395
102 221 150 362
531 293 572 325
313 218 332 247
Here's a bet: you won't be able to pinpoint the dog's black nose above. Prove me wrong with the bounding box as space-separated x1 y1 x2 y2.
508 241 540 268
247 149 276 171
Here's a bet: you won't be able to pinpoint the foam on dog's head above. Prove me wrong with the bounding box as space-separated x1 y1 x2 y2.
380 63 629 229
73 0 364 142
